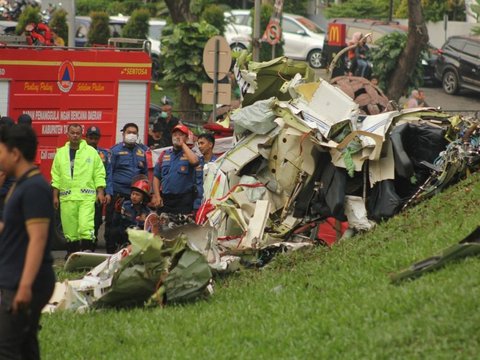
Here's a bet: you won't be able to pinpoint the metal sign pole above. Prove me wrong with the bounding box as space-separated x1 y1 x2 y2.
212 38 219 123
68 0 76 47
272 43 276 59
253 0 261 62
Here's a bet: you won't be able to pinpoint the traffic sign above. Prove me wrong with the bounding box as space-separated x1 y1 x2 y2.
264 19 281 45
201 83 231 105
203 36 232 81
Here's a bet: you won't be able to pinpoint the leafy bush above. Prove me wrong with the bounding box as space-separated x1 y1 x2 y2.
161 21 220 104
283 0 309 16
76 0 109 16
77 0 154 16
201 4 227 35
108 0 143 16
16 6 41 35
371 32 424 94
87 11 110 46
49 8 68 46
325 0 390 19
122 9 150 40
396 0 466 21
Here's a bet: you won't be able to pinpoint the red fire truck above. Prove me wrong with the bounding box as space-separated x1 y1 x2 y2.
0 42 152 179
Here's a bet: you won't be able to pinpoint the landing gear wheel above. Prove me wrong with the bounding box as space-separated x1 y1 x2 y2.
442 70 459 95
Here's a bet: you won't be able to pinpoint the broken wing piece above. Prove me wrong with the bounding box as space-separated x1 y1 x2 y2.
391 227 480 284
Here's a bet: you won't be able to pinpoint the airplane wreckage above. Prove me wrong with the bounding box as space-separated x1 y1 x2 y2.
46 57 480 312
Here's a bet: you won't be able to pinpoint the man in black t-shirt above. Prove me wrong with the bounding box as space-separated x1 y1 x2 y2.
0 125 56 359
156 104 179 147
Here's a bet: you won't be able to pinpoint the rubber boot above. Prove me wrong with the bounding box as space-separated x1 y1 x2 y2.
64 242 73 261
64 241 81 260
80 239 94 252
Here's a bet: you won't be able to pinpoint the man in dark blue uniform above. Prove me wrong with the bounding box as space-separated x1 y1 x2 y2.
0 124 55 359
85 126 110 246
152 124 199 214
104 123 148 253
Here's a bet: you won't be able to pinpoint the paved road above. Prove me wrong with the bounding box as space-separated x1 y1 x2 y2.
418 85 480 113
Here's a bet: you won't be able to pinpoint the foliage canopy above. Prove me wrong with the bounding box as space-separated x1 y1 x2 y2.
122 9 150 40
371 31 425 94
325 0 392 20
49 8 69 46
16 6 41 35
87 11 110 46
396 0 466 21
161 21 220 104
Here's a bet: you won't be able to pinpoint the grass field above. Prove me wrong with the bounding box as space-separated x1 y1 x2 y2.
40 173 480 359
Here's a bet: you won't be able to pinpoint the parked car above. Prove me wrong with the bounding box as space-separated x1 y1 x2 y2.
75 16 166 80
224 23 250 53
225 10 326 68
0 20 17 35
434 35 480 95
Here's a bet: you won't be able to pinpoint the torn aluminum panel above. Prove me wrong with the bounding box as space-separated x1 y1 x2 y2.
237 56 313 107
231 97 278 135
269 126 306 195
292 80 359 140
219 131 277 174
368 139 395 186
243 200 271 249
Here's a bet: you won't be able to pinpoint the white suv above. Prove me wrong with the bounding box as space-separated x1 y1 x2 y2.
225 10 326 68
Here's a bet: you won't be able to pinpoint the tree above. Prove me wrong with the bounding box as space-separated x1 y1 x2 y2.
164 0 198 23
325 0 392 19
87 12 110 46
372 32 424 95
384 0 428 102
122 9 150 39
16 6 41 35
162 0 230 113
201 4 227 34
49 8 69 46
76 0 109 15
161 21 220 113
396 0 466 21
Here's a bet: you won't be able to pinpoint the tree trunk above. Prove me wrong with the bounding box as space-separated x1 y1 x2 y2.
386 0 429 102
178 85 198 119
164 0 198 23
164 0 199 115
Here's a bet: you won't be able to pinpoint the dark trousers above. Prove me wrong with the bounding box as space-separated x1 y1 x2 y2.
0 194 5 220
160 192 194 215
93 201 103 243
104 193 128 254
0 285 54 360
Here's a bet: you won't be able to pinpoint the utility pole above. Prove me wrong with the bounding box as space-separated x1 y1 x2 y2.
388 0 393 22
67 0 76 47
253 0 261 62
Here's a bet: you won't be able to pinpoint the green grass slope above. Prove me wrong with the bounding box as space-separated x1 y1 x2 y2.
41 174 480 359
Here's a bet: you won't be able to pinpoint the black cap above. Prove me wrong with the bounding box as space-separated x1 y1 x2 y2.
121 122 139 132
0 116 14 127
17 114 32 125
86 126 101 136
